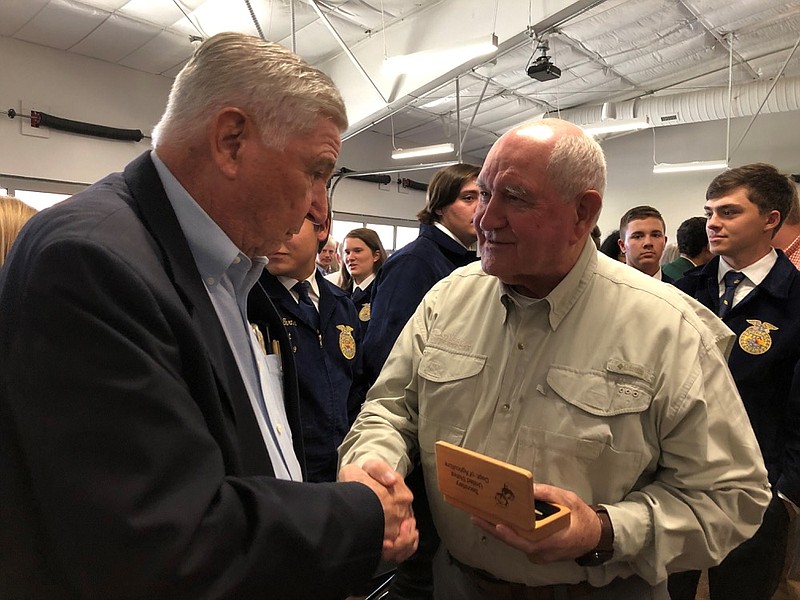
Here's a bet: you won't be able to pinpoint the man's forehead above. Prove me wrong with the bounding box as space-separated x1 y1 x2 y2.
627 217 665 232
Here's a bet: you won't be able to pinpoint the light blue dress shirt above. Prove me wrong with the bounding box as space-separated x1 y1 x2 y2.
151 151 302 481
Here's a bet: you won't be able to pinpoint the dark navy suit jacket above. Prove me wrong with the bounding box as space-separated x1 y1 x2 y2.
361 223 478 386
257 270 362 482
676 253 800 505
0 152 383 599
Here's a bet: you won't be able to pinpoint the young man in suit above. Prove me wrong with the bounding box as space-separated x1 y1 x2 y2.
618 205 673 282
671 163 800 600
260 217 362 483
0 32 416 599
662 216 712 281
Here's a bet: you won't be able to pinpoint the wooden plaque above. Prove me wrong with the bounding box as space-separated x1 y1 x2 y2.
434 441 570 541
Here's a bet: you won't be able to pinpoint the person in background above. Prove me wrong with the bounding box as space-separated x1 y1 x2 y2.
317 235 340 275
0 195 37 267
618 205 672 282
339 118 770 599
598 229 624 262
772 187 800 269
260 216 362 483
662 216 713 281
671 163 800 600
0 32 416 599
360 162 481 599
337 227 386 323
660 242 680 265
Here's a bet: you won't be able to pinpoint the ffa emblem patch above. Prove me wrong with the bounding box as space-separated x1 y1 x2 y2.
738 319 778 355
337 325 356 360
359 303 371 322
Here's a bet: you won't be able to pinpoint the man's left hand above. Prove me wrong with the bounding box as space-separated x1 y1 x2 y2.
471 482 601 563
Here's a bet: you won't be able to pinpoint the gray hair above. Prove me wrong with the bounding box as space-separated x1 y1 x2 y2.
152 32 347 148
546 131 607 203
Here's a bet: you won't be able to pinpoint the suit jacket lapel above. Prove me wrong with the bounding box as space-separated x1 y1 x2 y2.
122 152 273 476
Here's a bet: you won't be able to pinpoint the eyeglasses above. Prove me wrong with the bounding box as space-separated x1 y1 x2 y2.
305 216 324 232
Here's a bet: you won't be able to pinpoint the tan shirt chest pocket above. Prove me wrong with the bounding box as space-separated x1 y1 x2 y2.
514 362 655 503
417 345 487 428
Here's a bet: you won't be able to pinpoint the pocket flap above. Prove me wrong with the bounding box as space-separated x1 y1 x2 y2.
419 347 486 383
546 365 652 416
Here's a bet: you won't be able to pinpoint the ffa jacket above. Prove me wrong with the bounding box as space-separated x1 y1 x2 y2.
362 223 478 386
676 252 800 505
258 270 362 483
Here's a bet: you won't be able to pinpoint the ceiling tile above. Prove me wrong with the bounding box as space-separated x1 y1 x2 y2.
14 0 109 50
71 13 160 62
117 28 193 74
0 0 49 36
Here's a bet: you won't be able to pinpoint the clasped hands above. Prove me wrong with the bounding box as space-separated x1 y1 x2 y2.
339 459 419 562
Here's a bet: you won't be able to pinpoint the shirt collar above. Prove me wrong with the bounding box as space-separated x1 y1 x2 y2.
355 273 375 290
718 249 777 287
277 272 320 301
150 150 264 287
434 222 476 251
499 237 596 331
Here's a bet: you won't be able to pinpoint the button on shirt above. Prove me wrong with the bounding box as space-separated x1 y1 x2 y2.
151 151 301 481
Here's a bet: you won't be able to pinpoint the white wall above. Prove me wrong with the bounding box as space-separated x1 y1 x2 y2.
598 111 800 240
0 36 172 184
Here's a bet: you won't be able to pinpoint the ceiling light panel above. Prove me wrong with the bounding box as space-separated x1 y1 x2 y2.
653 160 729 174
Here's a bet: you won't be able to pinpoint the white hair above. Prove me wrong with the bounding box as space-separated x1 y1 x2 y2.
546 129 607 203
152 32 347 149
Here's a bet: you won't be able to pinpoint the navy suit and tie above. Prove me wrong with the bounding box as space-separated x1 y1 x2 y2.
672 252 800 599
257 270 363 483
0 152 384 599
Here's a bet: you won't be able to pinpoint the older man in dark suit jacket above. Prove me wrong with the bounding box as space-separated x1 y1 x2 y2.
0 33 416 600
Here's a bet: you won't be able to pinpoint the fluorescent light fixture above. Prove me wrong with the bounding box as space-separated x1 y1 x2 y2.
384 34 498 75
391 143 455 160
653 160 729 174
582 117 651 136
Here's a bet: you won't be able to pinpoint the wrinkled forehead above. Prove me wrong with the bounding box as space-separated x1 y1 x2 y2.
479 132 552 189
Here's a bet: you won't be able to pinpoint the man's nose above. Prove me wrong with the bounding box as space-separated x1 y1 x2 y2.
308 188 329 230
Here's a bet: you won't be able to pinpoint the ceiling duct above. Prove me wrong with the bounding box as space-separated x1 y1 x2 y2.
557 75 800 132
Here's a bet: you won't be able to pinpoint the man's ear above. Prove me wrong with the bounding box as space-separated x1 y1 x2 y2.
210 108 248 180
574 190 602 240
765 209 781 234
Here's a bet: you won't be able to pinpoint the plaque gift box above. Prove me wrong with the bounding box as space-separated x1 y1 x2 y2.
435 440 571 541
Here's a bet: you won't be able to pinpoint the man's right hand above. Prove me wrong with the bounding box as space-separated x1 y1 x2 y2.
339 459 419 562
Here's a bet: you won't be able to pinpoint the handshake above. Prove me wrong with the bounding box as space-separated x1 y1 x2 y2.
339 459 419 562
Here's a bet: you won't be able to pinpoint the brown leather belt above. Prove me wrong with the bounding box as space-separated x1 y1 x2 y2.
449 553 613 600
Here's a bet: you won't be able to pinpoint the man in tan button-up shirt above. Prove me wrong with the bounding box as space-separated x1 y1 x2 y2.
339 118 770 600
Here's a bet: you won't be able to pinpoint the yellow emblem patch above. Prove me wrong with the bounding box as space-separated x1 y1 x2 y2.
337 325 356 360
359 302 371 322
738 319 778 355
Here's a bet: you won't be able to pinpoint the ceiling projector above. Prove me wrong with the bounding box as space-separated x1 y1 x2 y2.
527 55 561 81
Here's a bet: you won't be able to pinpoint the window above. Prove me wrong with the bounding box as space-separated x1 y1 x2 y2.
331 212 419 256
13 189 71 211
395 226 419 250
330 220 363 246
365 223 395 252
